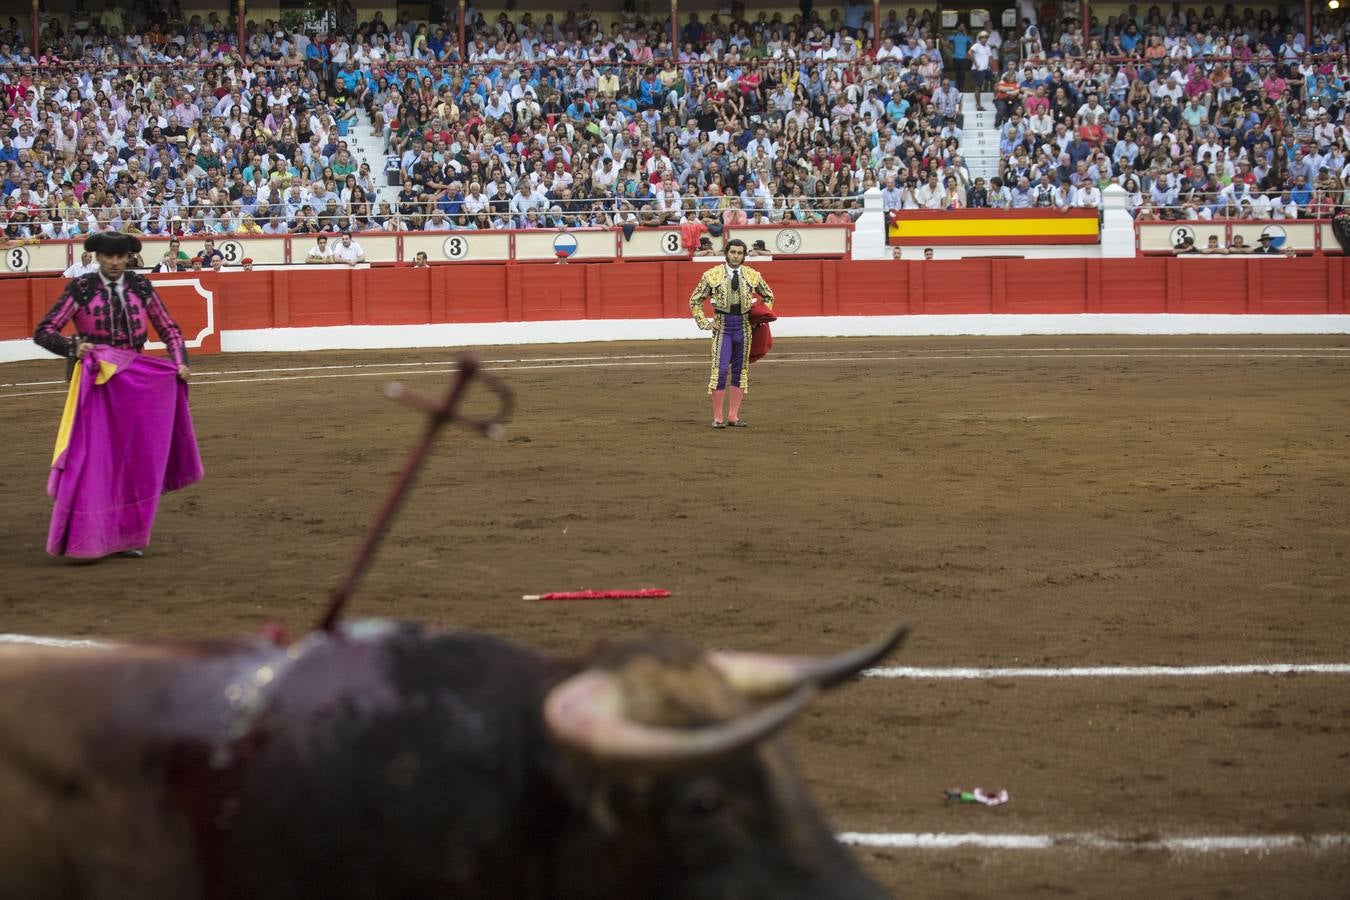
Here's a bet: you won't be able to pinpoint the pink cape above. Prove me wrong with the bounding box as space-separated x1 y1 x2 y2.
47 347 204 558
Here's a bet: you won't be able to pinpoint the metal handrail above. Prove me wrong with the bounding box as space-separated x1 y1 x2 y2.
26 43 1350 72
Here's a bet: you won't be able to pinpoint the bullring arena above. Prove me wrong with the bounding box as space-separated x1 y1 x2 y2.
6 0 1350 888
2 323 1348 896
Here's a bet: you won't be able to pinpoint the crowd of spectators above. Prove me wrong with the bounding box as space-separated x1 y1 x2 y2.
1 0 1349 251
911 2 1350 221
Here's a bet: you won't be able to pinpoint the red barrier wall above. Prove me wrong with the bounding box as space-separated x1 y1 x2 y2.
4 258 1345 354
4 274 224 354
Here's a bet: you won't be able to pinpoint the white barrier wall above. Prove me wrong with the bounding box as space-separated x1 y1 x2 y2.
1137 221 1320 254
404 231 511 262
727 224 851 255
514 229 618 261
622 228 688 258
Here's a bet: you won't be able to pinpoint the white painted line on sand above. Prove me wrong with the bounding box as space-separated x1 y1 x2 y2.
865 663 1350 679
5 349 1347 399
4 634 1346 680
3 345 1348 389
838 832 1350 852
0 634 113 649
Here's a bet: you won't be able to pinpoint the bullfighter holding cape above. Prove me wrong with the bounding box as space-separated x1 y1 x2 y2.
34 232 203 560
689 238 776 428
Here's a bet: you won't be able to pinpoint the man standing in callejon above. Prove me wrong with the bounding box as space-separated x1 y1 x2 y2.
689 238 775 428
33 232 203 561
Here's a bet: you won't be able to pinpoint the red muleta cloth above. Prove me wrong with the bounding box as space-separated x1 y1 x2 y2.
749 301 777 363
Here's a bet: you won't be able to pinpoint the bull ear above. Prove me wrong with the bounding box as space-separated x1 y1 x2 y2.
708 623 909 701
544 669 817 770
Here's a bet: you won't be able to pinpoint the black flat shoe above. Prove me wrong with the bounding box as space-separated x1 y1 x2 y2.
711 421 726 428
115 549 145 558
728 420 748 427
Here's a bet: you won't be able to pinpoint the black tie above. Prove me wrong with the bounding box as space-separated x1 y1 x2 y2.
730 269 740 293
109 281 127 339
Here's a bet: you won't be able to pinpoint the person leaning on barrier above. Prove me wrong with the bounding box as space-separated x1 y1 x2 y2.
1253 234 1296 257
306 234 333 264
1200 235 1227 255
693 236 719 257
1171 235 1200 256
1226 235 1252 254
195 238 223 267
331 232 366 266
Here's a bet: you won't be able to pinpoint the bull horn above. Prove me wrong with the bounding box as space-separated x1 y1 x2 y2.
709 624 910 700
544 669 817 769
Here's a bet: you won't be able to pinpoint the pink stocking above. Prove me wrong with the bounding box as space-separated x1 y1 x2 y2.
727 387 744 423
711 389 726 423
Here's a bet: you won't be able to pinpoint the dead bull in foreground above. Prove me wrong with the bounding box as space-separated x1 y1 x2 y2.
0 355 907 899
0 620 906 899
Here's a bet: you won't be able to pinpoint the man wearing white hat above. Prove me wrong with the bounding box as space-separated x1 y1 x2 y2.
969 31 994 111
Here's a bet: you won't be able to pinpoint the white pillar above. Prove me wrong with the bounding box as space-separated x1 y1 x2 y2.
1100 183 1135 258
852 186 888 259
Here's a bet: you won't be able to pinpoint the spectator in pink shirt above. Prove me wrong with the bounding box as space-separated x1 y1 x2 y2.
1263 71 1287 100
1023 84 1050 117
1184 67 1209 99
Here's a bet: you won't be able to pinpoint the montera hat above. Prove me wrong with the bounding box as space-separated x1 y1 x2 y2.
84 232 143 254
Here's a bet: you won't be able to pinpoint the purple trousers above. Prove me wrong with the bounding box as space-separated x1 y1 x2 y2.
715 313 745 390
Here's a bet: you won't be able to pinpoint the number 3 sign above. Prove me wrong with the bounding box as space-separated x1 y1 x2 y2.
5 245 30 272
443 236 468 259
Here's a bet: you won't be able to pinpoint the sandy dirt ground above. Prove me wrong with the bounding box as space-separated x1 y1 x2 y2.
2 334 1348 897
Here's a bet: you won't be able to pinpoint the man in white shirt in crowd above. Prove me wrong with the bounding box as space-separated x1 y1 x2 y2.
1075 92 1107 123
914 173 944 209
1271 190 1299 219
1076 180 1103 209
969 31 994 111
462 182 489 216
262 212 290 234
331 231 366 266
63 250 99 278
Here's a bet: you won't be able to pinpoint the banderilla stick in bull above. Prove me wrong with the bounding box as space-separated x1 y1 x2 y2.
319 352 515 632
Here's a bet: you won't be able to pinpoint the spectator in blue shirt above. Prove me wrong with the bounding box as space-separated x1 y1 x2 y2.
1290 176 1312 207
949 24 973 91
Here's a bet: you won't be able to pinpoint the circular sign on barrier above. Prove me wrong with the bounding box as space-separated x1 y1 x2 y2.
552 231 579 258
4 245 30 272
1168 225 1195 250
443 235 468 259
661 231 684 255
219 240 244 264
774 229 803 253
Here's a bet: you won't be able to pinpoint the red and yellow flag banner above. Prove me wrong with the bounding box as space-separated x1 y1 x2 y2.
887 209 1100 246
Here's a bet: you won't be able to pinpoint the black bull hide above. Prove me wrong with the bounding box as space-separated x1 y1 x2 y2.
0 620 905 900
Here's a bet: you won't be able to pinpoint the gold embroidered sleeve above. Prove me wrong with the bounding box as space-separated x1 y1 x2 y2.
689 272 713 330
755 270 775 309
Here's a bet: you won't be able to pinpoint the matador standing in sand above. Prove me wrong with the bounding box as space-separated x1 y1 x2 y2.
689 238 775 428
